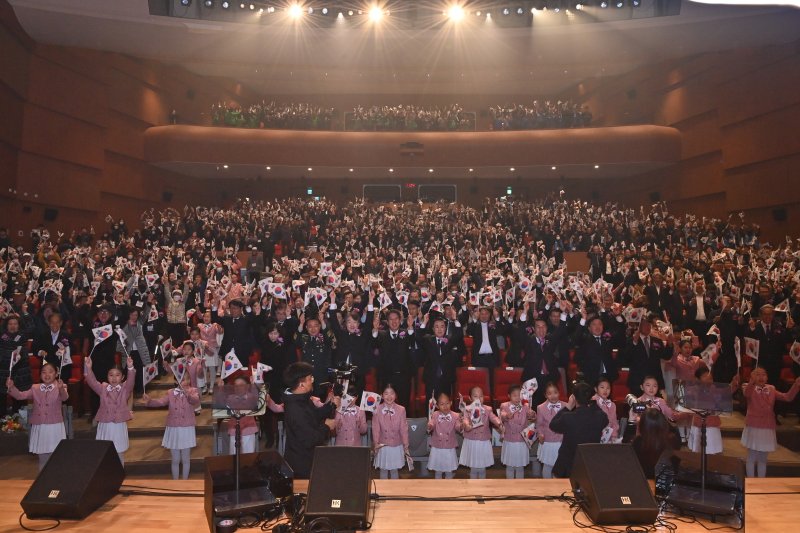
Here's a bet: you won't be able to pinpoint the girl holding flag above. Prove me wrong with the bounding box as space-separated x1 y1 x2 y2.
88 305 119 419
460 386 502 479
6 363 68 470
85 355 135 465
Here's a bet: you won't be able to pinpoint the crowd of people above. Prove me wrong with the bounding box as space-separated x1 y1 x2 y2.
490 100 592 130
345 104 475 132
1 194 799 480
210 101 335 130
207 100 592 132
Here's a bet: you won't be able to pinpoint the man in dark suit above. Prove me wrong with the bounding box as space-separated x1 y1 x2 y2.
372 309 415 408
213 299 257 367
621 316 673 396
644 272 671 318
466 306 505 379
550 382 609 478
421 316 463 400
574 306 626 387
521 316 568 406
32 312 71 382
745 304 794 387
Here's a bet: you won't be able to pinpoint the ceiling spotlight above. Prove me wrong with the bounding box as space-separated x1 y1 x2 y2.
600 0 608 6
348 168 353 172
428 168 434 173
551 166 557 170
369 6 384 22
510 167 515 171
468 168 474 172
288 3 303 18
268 6 275 12
502 7 510 15
266 166 271 170
389 168 394 172
338 11 344 17
447 4 465 21
249 3 255 9
348 9 354 15
575 3 583 9
516 7 524 14
239 3 245 8
476 10 481 15
632 0 640 5
594 164 600 169
221 1 230 8
180 0 191 5
307 167 313 171
615 0 624 6
204 0 213 6
322 7 328 14
223 164 229 169
307 6 314 13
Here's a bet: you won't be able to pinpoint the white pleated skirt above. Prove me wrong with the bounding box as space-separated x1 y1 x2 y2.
205 351 220 368
459 438 494 468
501 441 530 467
96 421 130 453
687 426 723 455
741 426 777 452
29 423 66 454
374 444 405 470
428 447 458 472
162 426 197 450
537 441 561 467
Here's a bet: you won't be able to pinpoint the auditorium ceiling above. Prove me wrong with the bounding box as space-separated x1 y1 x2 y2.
9 0 800 95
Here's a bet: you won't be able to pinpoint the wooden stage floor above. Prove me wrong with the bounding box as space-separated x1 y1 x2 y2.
2 478 799 532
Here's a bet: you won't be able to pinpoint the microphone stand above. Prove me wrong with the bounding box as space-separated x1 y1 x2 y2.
688 408 711 500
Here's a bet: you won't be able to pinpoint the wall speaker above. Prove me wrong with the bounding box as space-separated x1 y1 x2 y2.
649 191 661 202
305 446 371 530
162 191 173 203
21 440 124 519
43 208 58 222
570 443 658 525
772 207 787 222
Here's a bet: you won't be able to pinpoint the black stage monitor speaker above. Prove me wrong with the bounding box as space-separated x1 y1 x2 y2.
204 450 293 532
21 439 124 519
306 446 371 530
570 443 658 525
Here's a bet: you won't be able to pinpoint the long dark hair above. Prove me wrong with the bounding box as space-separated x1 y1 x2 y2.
636 408 675 477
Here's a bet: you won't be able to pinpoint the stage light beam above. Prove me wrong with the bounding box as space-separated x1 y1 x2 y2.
288 3 304 19
369 5 384 22
447 5 465 21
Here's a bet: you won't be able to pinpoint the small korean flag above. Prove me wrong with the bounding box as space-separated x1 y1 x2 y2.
521 422 537 447
221 350 244 380
360 391 381 413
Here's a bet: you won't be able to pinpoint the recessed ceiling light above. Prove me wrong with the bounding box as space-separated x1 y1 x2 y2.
389 168 394 172
428 168 434 173
307 167 313 171
594 165 600 169
223 164 229 169
265 166 271 170
349 168 354 172
468 168 474 172
551 166 557 170
510 167 515 172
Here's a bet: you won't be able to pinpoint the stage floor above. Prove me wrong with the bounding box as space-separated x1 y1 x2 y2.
2 478 798 532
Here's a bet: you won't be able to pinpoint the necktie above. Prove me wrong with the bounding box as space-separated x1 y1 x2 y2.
595 336 602 345
391 333 397 340
765 324 770 335
343 407 357 415
173 389 186 396
510 404 522 413
644 336 650 355
548 403 561 412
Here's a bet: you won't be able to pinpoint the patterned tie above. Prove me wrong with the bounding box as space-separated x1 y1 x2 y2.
343 407 357 415
173 389 185 396
548 402 561 412
510 404 522 413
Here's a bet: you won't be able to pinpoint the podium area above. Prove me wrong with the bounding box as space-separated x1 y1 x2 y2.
2 478 798 532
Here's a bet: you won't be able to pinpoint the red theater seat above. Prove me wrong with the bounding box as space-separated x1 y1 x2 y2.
492 367 523 409
412 367 428 417
455 366 491 405
29 356 41 384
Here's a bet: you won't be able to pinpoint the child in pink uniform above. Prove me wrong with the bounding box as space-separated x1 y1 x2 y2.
85 355 136 465
189 328 210 393
460 386 502 479
689 367 739 455
372 384 409 479
592 376 620 443
500 384 535 478
667 340 707 442
630 376 689 425
334 395 367 447
179 340 204 413
199 311 223 393
141 373 200 479
6 363 68 471
427 392 462 479
536 382 566 479
741 368 800 477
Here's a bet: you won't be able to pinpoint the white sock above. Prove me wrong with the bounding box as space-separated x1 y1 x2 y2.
180 448 191 479
170 449 181 480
